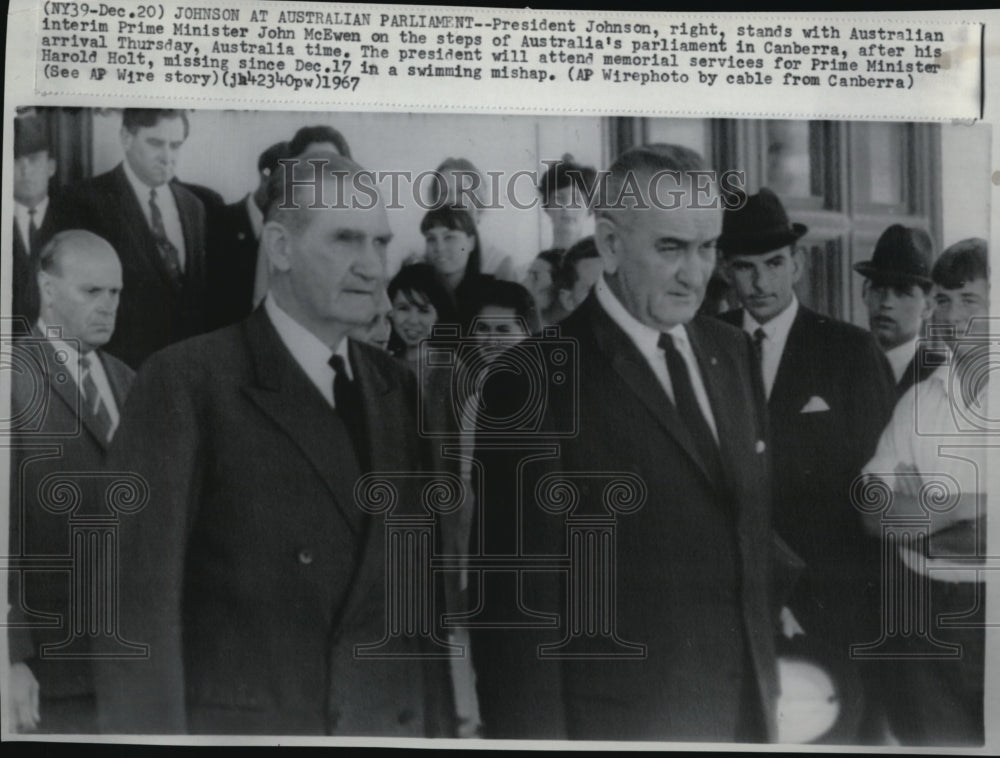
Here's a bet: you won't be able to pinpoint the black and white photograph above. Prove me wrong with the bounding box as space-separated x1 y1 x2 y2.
3 103 991 748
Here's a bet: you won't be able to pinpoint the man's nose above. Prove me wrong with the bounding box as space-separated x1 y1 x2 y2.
676 248 707 287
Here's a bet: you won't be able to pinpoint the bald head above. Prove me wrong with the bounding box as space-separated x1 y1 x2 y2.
37 230 123 352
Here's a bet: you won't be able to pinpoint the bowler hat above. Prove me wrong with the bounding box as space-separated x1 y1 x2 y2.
718 187 807 256
14 115 50 158
853 224 933 286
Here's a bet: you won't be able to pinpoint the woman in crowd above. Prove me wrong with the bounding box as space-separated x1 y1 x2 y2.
420 205 498 326
431 157 515 280
537 153 598 252
386 261 459 372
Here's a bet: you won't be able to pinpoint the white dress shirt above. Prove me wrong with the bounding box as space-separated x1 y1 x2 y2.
38 318 120 439
264 294 352 408
741 295 800 400
862 363 988 582
14 196 49 255
884 336 919 384
122 158 186 268
595 275 719 441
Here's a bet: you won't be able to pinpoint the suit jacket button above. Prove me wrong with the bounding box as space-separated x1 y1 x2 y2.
398 708 415 725
297 548 314 565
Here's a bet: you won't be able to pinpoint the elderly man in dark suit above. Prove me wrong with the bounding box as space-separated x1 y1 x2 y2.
471 145 780 742
718 188 896 741
12 114 71 324
65 108 207 369
7 230 133 733
205 141 290 330
94 153 455 736
854 224 938 397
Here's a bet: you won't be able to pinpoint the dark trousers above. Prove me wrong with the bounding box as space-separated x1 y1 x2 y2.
880 577 985 747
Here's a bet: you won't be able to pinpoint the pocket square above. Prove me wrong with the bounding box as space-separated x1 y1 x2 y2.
800 396 830 413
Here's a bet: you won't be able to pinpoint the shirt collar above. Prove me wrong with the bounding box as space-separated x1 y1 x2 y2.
595 273 689 357
743 294 799 342
245 193 264 238
263 293 352 381
122 157 167 203
885 336 920 384
16 196 49 222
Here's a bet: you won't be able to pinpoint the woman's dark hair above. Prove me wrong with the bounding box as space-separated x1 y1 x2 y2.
466 276 541 336
537 153 598 209
420 205 483 292
386 262 459 357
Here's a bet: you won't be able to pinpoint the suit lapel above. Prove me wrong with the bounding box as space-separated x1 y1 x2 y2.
97 352 132 414
34 337 110 450
768 306 812 411
171 182 202 282
585 297 716 486
240 310 365 534
686 322 742 500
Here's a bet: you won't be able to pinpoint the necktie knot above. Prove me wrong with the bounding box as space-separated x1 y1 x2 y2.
753 327 766 345
657 332 677 354
328 353 349 380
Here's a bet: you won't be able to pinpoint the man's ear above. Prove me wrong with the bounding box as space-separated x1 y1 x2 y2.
262 221 292 273
919 289 935 322
37 270 54 309
558 288 575 313
594 215 620 275
789 247 805 285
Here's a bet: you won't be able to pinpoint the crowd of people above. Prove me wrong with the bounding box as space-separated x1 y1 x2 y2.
6 109 988 746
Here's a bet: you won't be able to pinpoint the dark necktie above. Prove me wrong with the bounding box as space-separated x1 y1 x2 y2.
80 354 113 443
752 327 766 363
329 353 369 472
27 207 40 254
658 333 722 478
149 188 183 283
752 327 767 388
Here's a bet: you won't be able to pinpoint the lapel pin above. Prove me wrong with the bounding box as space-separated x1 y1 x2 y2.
755 440 766 454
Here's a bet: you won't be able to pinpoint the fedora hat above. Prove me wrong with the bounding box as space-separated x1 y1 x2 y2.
718 187 808 257
14 114 50 159
853 224 933 286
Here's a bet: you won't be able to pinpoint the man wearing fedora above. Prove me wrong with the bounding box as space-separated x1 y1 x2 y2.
12 112 71 326
855 225 938 398
718 187 896 742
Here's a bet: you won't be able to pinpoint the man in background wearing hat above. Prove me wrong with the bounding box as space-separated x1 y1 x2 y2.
12 113 70 326
855 224 937 398
204 140 290 330
719 187 896 742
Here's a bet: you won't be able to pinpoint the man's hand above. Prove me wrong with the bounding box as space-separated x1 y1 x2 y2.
8 662 40 732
